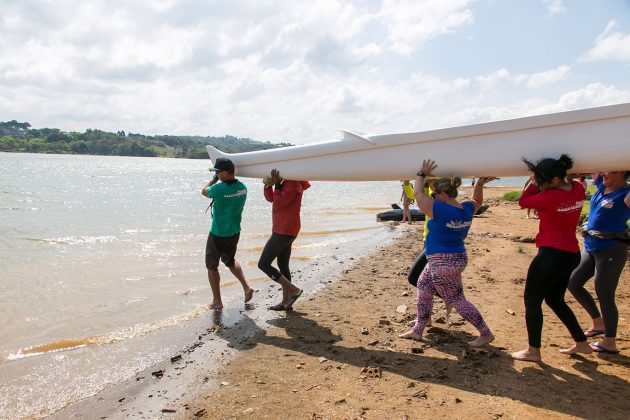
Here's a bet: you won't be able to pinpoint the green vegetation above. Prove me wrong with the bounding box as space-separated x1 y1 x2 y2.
0 120 292 158
502 191 521 201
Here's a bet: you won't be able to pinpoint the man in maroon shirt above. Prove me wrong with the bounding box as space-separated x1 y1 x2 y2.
258 169 310 310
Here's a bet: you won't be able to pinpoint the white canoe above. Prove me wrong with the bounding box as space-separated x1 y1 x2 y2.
206 102 630 181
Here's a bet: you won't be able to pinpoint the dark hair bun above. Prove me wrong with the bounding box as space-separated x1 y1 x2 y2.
451 177 462 189
558 154 574 170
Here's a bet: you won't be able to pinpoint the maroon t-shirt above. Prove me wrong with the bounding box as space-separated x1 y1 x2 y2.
264 180 311 236
518 180 585 252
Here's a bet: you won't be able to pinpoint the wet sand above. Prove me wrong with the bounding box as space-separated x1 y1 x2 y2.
57 187 630 419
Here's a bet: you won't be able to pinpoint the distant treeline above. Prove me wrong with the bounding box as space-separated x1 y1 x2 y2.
0 120 292 158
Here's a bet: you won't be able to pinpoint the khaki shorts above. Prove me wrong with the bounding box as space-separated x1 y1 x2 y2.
205 232 240 270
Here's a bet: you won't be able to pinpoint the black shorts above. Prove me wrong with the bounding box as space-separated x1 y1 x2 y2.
205 232 240 270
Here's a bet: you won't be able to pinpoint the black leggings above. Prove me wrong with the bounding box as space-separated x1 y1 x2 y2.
524 247 586 348
258 233 297 282
407 249 428 287
568 241 628 337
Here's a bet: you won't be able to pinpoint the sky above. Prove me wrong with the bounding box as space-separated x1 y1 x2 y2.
1 0 630 144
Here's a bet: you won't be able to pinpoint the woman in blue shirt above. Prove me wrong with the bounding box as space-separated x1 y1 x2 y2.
399 159 495 347
568 171 630 354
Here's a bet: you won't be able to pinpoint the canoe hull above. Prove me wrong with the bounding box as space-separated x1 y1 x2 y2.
207 103 630 181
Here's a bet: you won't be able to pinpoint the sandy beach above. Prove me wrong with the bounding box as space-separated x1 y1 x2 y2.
57 187 630 419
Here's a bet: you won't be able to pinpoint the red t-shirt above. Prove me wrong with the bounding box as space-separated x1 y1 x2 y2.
264 180 311 236
518 180 585 252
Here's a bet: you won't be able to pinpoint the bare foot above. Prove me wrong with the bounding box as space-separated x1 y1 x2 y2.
244 288 255 303
559 341 593 355
468 333 494 347
207 302 223 310
510 347 541 362
398 330 422 341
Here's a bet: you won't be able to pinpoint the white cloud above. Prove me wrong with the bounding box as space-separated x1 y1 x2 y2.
525 66 570 88
473 66 570 90
542 0 565 15
582 21 630 62
379 0 474 55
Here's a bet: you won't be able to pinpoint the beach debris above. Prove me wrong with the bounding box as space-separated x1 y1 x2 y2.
318 357 327 363
335 398 347 404
194 409 207 417
161 408 177 413
455 397 463 403
412 389 428 399
368 340 379 346
170 355 182 363
401 291 410 297
255 379 266 384
360 366 382 378
411 347 424 354
396 305 408 314
242 407 254 415
361 327 369 335
378 319 391 326
151 370 164 378
506 309 516 316
220 381 229 386
306 384 322 391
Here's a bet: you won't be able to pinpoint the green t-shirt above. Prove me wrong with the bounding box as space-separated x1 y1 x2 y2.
207 180 247 237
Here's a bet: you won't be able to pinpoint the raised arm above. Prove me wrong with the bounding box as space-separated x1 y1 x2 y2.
202 174 219 198
470 177 496 213
414 159 437 219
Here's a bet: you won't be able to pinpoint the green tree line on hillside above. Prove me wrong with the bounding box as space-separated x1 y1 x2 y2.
0 120 292 158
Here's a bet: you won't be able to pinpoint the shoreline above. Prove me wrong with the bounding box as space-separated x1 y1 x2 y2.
48 223 403 419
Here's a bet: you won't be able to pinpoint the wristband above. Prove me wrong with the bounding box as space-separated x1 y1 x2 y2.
416 171 426 177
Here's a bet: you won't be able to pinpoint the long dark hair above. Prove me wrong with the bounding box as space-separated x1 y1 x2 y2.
522 154 573 185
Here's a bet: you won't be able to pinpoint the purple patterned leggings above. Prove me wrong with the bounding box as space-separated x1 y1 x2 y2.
413 252 492 337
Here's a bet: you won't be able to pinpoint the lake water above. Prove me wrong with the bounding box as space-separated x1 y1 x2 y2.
0 152 526 418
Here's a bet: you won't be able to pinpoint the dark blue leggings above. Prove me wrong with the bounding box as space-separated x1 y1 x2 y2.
568 241 628 337
258 233 296 282
524 247 586 348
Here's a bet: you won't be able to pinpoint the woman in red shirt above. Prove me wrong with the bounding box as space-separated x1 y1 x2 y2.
258 169 310 311
511 154 591 362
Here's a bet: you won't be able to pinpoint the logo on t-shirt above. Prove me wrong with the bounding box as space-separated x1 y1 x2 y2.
446 220 472 229
224 189 247 198
601 199 614 209
557 200 584 213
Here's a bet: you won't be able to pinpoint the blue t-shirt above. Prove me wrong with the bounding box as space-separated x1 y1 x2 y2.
425 200 476 255
584 176 630 252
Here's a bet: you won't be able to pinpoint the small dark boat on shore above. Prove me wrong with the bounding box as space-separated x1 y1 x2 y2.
376 203 489 222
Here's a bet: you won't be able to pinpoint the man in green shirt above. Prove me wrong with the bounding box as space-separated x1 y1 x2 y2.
202 158 254 309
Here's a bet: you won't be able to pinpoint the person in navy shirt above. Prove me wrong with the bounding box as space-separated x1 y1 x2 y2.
399 159 495 347
569 170 630 354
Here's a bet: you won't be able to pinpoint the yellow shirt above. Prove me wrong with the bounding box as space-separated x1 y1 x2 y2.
403 183 415 200
422 187 432 241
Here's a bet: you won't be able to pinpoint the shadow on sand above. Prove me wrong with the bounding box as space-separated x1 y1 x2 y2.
215 311 630 419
